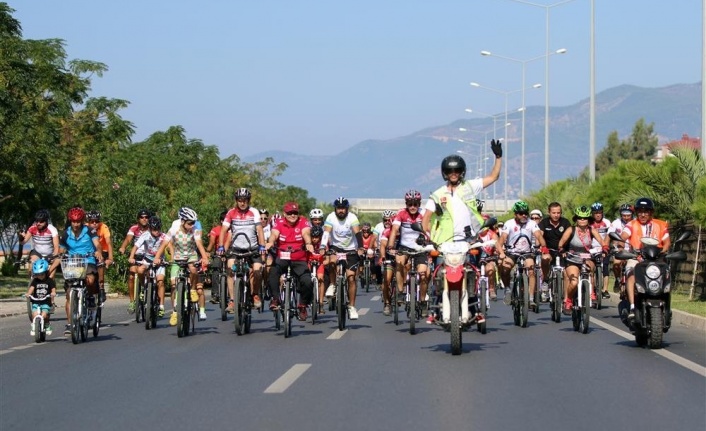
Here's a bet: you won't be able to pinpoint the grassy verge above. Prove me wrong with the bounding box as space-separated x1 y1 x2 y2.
671 292 706 318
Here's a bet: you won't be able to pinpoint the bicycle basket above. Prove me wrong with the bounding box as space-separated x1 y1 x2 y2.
61 256 88 279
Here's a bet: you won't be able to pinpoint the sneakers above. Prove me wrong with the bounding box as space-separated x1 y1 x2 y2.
169 311 178 326
318 304 325 315
420 301 429 318
627 308 636 321
475 313 486 324
30 324 35 336
99 289 106 303
127 301 136 314
209 295 220 304
45 325 52 336
503 288 512 305
189 289 199 303
269 298 281 311
383 303 391 316
563 299 573 315
158 308 165 318
426 314 436 324
199 310 207 320
601 290 611 299
489 289 497 301
297 304 308 321
613 279 620 293
590 291 597 302
348 305 359 320
252 295 262 309
396 290 406 305
540 291 549 302
529 300 537 311
64 324 71 335
226 300 235 314
325 284 335 298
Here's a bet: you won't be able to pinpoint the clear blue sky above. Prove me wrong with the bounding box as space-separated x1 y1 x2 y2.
13 0 703 157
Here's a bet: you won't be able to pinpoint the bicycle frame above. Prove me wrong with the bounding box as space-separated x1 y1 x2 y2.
174 260 196 338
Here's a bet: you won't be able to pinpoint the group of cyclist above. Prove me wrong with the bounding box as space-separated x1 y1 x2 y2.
19 139 671 336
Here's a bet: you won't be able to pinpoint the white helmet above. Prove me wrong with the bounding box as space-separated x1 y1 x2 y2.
529 209 543 218
309 208 324 219
178 207 198 221
382 209 395 219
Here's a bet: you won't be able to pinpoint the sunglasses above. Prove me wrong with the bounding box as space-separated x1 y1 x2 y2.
184 221 195 226
139 216 149 219
406 201 421 207
516 212 528 216
577 217 590 221
383 218 391 222
447 168 463 174
530 216 541 220
285 211 299 216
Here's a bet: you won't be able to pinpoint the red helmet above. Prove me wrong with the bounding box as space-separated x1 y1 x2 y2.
405 189 422 202
67 207 85 222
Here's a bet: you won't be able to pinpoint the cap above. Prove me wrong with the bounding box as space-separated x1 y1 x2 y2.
283 202 299 213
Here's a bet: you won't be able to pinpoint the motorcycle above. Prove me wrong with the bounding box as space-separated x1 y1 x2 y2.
411 218 496 355
609 230 690 349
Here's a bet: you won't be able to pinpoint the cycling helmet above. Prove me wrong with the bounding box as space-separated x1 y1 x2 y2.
404 189 422 202
234 188 251 200
272 212 282 221
87 210 101 221
137 209 151 218
619 203 634 214
574 206 592 219
361 222 371 232
333 197 349 208
34 209 50 222
441 155 466 181
476 200 485 213
634 197 654 211
309 208 324 219
32 259 49 275
530 209 542 218
310 225 323 238
148 215 162 230
512 201 529 214
382 209 395 219
590 202 604 212
260 208 269 216
178 207 198 221
67 207 85 222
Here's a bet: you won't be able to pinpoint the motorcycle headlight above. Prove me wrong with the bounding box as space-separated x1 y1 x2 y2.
645 265 661 280
444 253 465 267
647 280 661 295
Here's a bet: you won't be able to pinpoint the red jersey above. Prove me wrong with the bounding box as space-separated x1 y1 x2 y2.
273 217 311 261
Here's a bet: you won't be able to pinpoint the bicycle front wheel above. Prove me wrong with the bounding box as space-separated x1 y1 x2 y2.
34 318 42 343
135 280 144 324
176 281 187 337
219 274 228 321
234 278 243 335
337 277 346 331
93 305 102 337
408 276 416 335
581 279 591 334
478 278 488 334
284 282 292 338
70 290 80 344
145 282 154 330
311 277 318 324
520 274 529 328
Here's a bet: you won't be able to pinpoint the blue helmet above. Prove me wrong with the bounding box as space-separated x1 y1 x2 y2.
32 259 49 275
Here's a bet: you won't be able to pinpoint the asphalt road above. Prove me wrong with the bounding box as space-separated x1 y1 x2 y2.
1 289 704 431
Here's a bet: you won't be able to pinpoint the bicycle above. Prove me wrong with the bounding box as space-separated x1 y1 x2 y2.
209 255 228 321
26 295 50 343
62 255 93 344
472 254 498 335
566 252 592 334
548 251 565 323
505 252 534 328
396 247 429 335
532 250 543 314
226 248 260 336
361 253 374 293
591 252 604 310
134 254 146 324
138 259 166 330
280 255 300 338
327 250 359 331
173 260 198 338
309 258 321 324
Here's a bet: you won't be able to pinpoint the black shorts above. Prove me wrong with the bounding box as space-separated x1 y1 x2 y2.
330 246 360 271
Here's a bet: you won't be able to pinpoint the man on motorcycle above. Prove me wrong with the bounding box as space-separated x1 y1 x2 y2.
618 197 670 321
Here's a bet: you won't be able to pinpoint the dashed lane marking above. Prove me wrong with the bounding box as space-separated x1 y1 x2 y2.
327 329 348 340
264 363 311 393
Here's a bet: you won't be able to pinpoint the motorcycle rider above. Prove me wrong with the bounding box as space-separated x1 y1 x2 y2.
617 197 670 321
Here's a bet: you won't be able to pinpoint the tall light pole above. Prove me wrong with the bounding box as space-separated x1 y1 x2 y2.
481 48 567 196
469 82 540 208
589 0 596 181
507 0 575 185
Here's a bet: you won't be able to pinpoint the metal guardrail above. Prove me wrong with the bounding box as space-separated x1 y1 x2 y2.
349 198 518 214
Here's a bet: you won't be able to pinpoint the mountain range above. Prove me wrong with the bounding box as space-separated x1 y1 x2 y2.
244 82 701 203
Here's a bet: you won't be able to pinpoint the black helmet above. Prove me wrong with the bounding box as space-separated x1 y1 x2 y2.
137 209 151 218
86 210 101 221
219 210 228 222
441 155 466 181
333 197 349 209
234 188 251 200
34 209 50 222
148 216 162 230
310 225 324 238
634 197 654 211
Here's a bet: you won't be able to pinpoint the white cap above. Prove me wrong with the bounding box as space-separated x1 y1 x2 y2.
530 209 542 218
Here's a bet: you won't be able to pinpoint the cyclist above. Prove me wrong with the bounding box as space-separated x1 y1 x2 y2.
218 188 266 312
153 207 210 323
422 140 502 245
474 215 499 301
321 197 364 320
26 259 56 336
309 208 324 228
128 216 168 318
529 209 543 248
60 207 104 335
18 209 61 278
617 198 670 321
608 203 635 293
372 210 395 285
557 206 607 315
376 211 397 316
86 210 114 294
537 202 572 299
205 211 229 304
265 202 315 320
387 190 431 317
260 208 271 242
589 202 612 300
358 222 378 288
118 209 152 314
308 225 326 314
497 201 550 310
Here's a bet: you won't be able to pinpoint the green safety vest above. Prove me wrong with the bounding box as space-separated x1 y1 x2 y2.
429 181 484 244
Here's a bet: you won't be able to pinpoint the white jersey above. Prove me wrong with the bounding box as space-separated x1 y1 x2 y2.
609 217 633 251
373 222 385 247
262 223 271 242
590 218 611 248
324 212 360 251
501 219 539 254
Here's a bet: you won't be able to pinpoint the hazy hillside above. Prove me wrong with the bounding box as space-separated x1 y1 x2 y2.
245 82 701 202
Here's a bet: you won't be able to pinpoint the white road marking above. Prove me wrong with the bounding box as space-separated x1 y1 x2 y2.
264 363 311 393
327 329 348 340
117 320 132 325
10 345 32 351
0 350 12 356
358 308 369 316
371 295 381 301
592 318 706 377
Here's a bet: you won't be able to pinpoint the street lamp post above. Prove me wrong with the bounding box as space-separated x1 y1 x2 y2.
507 0 575 185
480 48 566 196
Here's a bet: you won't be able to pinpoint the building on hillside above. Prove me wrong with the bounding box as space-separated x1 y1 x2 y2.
653 133 701 162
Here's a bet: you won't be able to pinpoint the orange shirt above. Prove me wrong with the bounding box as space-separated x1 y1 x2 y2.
94 223 111 252
625 219 669 249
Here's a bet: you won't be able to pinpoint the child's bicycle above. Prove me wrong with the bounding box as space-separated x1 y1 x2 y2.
26 295 53 343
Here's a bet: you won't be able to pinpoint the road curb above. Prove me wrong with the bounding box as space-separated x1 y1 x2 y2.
605 293 706 333
0 293 123 318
